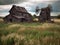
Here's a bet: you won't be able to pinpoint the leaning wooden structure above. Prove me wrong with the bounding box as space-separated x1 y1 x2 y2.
3 5 33 22
36 5 52 22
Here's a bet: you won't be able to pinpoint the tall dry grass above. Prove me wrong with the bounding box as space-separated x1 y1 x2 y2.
0 18 60 45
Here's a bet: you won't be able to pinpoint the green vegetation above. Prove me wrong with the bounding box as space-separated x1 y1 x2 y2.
0 19 60 45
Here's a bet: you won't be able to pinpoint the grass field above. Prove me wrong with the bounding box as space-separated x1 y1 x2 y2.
0 18 60 45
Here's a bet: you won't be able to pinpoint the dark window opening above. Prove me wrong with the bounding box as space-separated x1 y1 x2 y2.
9 19 12 22
20 18 27 22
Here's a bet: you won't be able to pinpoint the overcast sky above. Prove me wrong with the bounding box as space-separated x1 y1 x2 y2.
0 0 60 17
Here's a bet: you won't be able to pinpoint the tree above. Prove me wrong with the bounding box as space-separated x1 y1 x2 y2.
57 15 60 19
32 14 37 19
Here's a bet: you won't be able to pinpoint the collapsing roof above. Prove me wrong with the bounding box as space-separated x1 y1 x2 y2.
9 5 28 14
3 5 33 22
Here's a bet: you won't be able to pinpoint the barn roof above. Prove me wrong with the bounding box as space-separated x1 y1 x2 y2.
9 5 27 13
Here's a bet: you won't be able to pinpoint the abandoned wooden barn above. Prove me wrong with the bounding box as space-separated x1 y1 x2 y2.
39 6 51 22
3 5 33 22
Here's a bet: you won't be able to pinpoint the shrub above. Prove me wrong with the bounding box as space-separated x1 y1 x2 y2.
57 15 60 19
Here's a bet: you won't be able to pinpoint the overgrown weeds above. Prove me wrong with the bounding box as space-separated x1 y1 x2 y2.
0 19 60 45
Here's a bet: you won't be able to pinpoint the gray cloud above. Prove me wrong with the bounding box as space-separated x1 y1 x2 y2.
52 1 60 12
28 1 60 12
0 0 60 5
0 0 27 5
